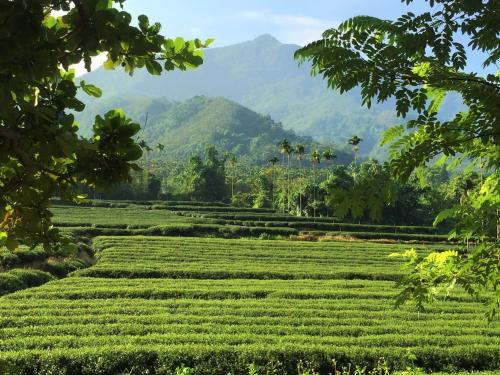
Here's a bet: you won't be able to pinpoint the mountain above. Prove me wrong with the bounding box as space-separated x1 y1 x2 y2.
77 96 351 164
79 34 399 155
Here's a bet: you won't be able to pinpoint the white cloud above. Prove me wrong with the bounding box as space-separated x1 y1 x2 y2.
240 10 264 19
238 10 335 46
240 10 323 27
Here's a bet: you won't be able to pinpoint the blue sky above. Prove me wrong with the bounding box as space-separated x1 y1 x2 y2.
75 1 492 75
124 0 431 47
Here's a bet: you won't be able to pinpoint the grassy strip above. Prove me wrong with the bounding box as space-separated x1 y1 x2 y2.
303 231 450 242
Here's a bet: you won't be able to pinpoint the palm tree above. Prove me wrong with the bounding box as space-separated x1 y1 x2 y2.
348 135 362 166
268 156 279 209
322 149 336 179
295 144 305 216
310 149 321 218
278 139 292 213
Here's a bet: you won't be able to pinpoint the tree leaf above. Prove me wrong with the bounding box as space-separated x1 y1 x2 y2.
80 80 102 97
145 59 162 75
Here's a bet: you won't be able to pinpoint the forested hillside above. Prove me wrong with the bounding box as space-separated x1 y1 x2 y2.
77 95 351 164
79 34 400 155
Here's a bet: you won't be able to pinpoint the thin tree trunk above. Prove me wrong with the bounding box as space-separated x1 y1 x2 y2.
287 153 290 213
299 158 302 216
313 163 316 219
272 167 275 209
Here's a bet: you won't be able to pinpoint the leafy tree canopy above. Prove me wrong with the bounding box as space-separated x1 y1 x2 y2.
172 146 229 202
296 0 500 318
0 0 211 253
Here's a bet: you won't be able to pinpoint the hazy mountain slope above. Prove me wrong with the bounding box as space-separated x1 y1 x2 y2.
80 34 398 155
77 96 350 164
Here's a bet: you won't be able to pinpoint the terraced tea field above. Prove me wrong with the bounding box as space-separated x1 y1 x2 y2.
0 236 498 374
52 202 449 242
78 237 432 280
52 205 193 227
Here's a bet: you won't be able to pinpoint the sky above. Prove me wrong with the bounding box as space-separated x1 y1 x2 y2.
74 1 493 75
123 0 431 47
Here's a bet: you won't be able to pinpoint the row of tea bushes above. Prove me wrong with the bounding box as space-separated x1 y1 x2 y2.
76 237 423 281
154 205 277 213
62 224 298 239
0 275 498 373
0 269 55 296
191 213 440 234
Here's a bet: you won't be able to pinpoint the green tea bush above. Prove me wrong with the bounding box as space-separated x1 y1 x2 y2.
0 250 19 269
15 248 48 264
0 272 26 295
8 269 55 288
42 258 89 278
155 206 277 213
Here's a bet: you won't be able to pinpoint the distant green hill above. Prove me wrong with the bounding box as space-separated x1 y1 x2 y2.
77 96 351 164
79 34 400 155
80 34 463 157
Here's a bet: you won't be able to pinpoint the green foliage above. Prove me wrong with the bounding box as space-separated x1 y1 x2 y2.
0 269 54 296
0 0 209 253
172 146 229 201
75 236 424 280
295 0 500 317
324 162 396 222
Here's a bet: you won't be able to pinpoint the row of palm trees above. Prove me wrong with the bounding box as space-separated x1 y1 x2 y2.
226 137 362 216
271 136 362 216
273 139 337 216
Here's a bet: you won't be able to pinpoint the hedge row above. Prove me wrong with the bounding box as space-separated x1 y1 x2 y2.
214 219 440 234
79 236 411 281
195 214 438 234
78 267 402 281
54 222 151 229
84 200 230 207
0 269 55 296
301 231 450 242
0 342 498 374
66 224 298 239
155 206 277 213
0 248 47 269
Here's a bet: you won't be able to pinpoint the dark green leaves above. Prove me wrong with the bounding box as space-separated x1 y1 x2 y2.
0 0 207 254
138 14 149 32
80 80 103 98
145 59 162 75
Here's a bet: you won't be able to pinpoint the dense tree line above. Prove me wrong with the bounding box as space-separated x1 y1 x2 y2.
94 142 484 231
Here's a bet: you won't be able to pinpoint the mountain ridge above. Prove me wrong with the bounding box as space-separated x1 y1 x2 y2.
80 34 399 155
77 95 352 164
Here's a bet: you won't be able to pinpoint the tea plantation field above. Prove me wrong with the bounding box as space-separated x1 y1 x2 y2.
0 202 498 374
0 234 499 374
51 202 449 242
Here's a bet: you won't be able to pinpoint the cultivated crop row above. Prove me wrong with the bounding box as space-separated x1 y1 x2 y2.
75 237 427 280
0 276 498 373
